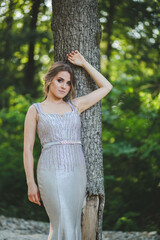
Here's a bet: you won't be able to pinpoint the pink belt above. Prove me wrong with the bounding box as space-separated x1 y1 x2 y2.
42 140 82 149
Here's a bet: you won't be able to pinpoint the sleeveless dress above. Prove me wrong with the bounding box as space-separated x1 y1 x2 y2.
33 100 87 240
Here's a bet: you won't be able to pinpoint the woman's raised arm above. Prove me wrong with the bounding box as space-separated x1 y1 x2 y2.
66 50 113 114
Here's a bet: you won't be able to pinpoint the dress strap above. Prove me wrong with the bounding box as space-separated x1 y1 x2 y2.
68 100 78 112
32 103 42 114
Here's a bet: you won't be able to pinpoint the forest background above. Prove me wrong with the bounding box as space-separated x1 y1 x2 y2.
0 0 160 232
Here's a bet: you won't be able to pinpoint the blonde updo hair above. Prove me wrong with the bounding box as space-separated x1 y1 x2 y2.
43 61 75 102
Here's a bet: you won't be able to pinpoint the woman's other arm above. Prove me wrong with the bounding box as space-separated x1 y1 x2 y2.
23 105 41 206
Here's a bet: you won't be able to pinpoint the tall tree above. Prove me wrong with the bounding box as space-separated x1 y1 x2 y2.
24 0 43 96
1 0 16 108
52 0 104 239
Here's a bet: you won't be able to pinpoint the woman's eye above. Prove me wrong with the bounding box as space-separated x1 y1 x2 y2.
57 79 71 85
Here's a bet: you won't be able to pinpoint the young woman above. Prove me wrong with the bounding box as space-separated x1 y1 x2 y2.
23 50 113 240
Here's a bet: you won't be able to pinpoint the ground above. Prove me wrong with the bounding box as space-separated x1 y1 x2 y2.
0 215 159 240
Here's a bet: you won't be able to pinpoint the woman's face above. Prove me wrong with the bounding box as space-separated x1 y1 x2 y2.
48 71 72 99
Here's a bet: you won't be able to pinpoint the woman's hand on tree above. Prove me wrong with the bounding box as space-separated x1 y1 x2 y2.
66 50 86 67
28 182 41 206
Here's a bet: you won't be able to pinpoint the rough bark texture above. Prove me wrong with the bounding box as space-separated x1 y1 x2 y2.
52 1 104 239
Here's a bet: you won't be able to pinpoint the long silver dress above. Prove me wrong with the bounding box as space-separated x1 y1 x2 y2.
33 100 87 240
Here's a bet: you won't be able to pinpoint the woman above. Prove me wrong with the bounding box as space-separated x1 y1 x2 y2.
23 50 113 240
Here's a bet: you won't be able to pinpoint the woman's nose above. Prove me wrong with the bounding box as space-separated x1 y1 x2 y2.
62 83 67 88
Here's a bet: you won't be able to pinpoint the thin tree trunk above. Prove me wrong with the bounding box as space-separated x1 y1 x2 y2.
4 0 14 60
105 0 115 79
106 0 115 62
25 0 42 94
1 0 15 108
52 1 104 239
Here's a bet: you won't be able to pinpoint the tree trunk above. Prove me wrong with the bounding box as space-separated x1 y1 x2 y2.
25 0 42 95
4 0 14 60
103 0 115 79
106 0 115 63
1 0 15 108
52 0 104 239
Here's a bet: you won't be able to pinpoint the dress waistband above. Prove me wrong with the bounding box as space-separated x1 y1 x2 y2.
42 140 82 149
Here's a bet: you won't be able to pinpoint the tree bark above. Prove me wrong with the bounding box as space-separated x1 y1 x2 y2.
52 0 104 239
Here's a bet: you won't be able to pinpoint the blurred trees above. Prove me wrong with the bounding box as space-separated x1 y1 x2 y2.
0 0 53 107
98 0 160 231
0 0 160 232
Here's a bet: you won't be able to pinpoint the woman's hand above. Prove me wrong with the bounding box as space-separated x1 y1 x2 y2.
28 182 41 206
66 50 86 67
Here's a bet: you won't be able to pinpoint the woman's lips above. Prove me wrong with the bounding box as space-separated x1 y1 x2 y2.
59 90 65 93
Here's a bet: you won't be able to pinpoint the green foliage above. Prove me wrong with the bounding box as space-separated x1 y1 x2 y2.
0 0 53 104
99 0 160 231
0 86 47 220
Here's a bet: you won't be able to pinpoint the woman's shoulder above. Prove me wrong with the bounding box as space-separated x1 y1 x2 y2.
30 102 38 109
26 103 41 116
69 98 81 115
70 98 78 106
26 103 39 122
